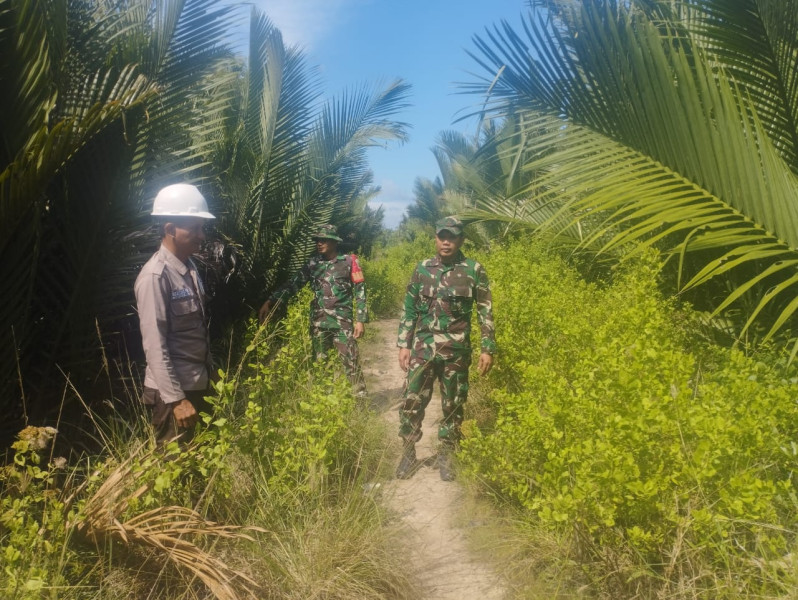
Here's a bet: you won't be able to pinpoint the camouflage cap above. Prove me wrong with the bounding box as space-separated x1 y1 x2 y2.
311 224 342 242
435 216 464 236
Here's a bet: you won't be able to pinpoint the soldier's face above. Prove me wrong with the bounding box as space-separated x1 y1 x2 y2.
435 231 464 262
316 238 337 257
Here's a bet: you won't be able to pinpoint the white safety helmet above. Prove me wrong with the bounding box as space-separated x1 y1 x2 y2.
151 183 215 219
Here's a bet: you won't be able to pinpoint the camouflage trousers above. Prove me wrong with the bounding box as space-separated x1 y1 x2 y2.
398 352 470 445
311 326 366 394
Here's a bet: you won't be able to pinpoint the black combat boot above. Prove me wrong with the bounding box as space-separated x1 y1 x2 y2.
395 442 416 479
438 446 455 481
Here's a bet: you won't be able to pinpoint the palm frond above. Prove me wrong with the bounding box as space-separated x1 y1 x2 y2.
76 443 265 600
0 0 238 425
461 0 798 341
677 0 798 173
208 10 409 323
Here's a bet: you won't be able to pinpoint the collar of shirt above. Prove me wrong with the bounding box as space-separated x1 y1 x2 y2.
315 253 346 263
430 250 466 269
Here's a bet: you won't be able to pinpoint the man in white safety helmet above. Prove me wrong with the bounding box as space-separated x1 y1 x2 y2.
134 184 215 445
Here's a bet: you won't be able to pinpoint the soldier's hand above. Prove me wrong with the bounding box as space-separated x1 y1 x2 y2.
353 322 365 339
258 300 274 323
477 352 494 376
172 398 198 429
398 348 411 372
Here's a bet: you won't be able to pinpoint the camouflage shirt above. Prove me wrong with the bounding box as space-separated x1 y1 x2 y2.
269 254 368 330
397 251 496 358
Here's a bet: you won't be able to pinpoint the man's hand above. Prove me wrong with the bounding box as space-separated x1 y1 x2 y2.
353 322 365 339
258 300 274 323
477 352 494 376
172 398 198 429
398 348 411 372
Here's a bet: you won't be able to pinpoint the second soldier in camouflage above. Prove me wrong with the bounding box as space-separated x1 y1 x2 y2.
396 216 496 480
259 224 368 395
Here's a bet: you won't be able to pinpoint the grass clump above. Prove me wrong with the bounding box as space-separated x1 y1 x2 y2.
247 484 415 599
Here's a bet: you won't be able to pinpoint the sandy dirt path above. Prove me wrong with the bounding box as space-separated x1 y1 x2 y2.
361 318 505 600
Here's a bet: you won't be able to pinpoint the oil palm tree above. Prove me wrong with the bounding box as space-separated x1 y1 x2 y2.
335 183 386 258
207 10 410 330
431 120 568 245
461 0 798 343
406 176 446 226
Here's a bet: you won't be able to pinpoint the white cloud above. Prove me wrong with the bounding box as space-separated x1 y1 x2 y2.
249 0 365 49
370 179 413 229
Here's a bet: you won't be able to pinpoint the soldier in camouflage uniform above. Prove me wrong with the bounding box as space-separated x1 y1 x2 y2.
259 224 368 395
396 216 496 480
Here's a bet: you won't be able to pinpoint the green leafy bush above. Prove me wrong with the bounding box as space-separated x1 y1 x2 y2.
460 240 798 596
0 427 80 598
0 287 402 599
361 234 433 318
236 289 360 498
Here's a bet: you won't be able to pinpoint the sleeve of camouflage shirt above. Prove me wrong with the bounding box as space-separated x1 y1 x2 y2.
476 262 497 355
397 264 421 349
352 255 369 323
355 279 368 323
269 262 311 304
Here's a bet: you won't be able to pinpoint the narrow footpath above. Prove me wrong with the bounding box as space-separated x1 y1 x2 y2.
361 319 505 600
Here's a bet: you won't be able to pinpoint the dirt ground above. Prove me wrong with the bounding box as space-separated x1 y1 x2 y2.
361 318 505 600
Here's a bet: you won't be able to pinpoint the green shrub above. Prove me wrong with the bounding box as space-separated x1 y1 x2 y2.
460 240 798 596
234 289 361 498
361 235 433 318
0 427 81 598
0 288 407 599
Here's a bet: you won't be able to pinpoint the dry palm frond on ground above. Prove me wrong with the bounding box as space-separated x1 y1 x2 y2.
74 443 265 600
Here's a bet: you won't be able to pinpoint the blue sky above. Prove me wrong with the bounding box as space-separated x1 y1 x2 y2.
247 0 528 227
